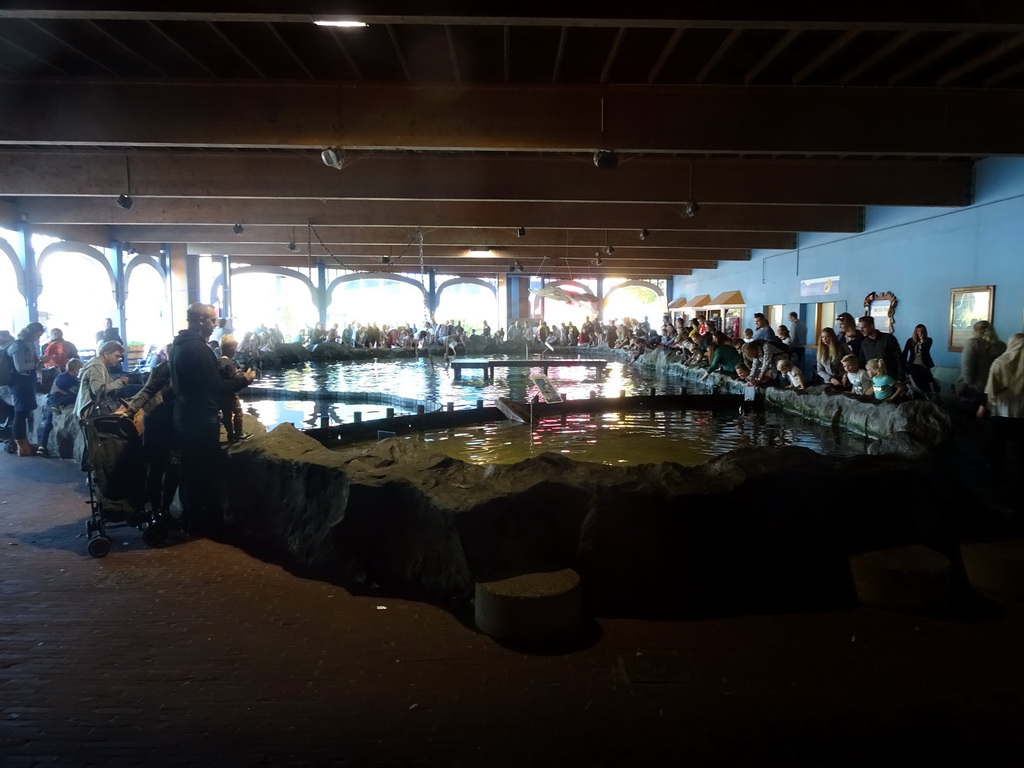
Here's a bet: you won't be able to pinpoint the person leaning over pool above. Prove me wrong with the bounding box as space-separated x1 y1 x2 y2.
700 333 744 380
816 327 852 387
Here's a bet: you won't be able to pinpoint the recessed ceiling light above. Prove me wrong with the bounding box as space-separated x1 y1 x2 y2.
468 248 494 257
313 20 368 28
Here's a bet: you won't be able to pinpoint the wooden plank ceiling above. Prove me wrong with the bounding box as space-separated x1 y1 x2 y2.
1 2 1023 280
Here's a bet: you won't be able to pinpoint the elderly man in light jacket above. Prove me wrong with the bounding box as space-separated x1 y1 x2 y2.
75 341 128 419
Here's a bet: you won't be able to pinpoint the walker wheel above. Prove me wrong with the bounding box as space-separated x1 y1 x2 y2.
142 525 167 547
87 536 111 558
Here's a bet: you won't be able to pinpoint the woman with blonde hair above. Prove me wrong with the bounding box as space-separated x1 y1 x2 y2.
816 327 851 387
957 320 1006 404
979 333 1024 477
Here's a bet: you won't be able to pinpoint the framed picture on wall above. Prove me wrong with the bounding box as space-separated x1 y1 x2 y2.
948 285 994 352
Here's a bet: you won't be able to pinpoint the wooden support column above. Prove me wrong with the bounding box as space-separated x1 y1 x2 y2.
112 242 127 345
316 262 327 327
16 217 38 325
427 270 437 323
167 242 190 331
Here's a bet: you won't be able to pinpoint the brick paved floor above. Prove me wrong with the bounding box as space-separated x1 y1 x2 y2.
2 451 1024 767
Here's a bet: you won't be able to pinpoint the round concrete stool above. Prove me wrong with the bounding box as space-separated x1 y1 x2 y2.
849 545 951 614
961 540 1024 600
475 569 582 644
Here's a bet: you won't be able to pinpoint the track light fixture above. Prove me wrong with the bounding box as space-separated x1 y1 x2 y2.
593 258 604 266
508 261 524 273
321 147 344 169
593 149 619 169
287 241 298 252
232 223 244 235
639 228 650 240
604 245 615 255
516 226 526 237
684 202 700 218
116 194 133 210
381 256 391 264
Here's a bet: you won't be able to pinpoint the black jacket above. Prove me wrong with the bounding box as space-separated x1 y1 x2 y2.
169 329 248 430
902 336 934 369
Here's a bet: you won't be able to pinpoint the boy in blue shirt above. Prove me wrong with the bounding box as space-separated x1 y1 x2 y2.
36 357 83 457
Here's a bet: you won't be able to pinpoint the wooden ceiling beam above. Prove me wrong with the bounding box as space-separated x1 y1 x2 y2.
1 80 1022 156
20 199 860 234
0 151 972 207
2 5 1023 32
159 240 748 262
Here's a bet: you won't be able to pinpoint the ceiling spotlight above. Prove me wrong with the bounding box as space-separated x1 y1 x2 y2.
593 150 619 169
287 241 298 252
604 245 615 255
232 223 244 235
116 194 133 210
684 202 700 218
381 256 391 264
639 228 650 240
593 258 604 267
321 147 345 169
516 226 526 237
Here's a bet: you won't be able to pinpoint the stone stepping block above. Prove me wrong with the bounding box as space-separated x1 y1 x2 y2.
960 540 1024 600
475 568 581 644
849 545 951 614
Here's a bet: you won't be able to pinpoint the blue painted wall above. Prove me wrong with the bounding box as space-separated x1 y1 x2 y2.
673 157 1024 370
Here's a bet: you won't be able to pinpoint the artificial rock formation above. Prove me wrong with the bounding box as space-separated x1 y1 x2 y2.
221 425 972 617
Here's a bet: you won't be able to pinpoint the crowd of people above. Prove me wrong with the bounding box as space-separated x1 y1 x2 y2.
3 303 1023 504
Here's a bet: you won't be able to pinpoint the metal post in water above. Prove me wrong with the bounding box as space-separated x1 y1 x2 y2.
620 389 626 399
476 399 483 409
386 407 394 419
353 412 362 423
650 387 656 397
447 402 454 412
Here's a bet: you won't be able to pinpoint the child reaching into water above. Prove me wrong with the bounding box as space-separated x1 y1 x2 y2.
841 354 873 397
776 359 805 390
865 358 905 402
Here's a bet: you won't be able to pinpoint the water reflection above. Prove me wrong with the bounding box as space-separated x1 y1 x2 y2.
417 409 865 466
245 357 682 429
241 357 866 464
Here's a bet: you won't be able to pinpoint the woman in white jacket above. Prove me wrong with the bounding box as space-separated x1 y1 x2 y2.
980 333 1024 478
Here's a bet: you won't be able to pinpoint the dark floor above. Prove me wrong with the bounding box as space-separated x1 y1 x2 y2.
2 441 1024 767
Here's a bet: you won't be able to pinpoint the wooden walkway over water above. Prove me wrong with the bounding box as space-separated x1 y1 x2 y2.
450 358 607 381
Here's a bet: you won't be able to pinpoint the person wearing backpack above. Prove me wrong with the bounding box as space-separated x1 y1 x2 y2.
5 322 51 456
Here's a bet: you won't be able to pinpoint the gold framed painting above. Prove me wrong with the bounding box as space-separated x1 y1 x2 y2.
948 285 994 352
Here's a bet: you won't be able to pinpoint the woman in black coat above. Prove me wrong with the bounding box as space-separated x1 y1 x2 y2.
903 323 937 393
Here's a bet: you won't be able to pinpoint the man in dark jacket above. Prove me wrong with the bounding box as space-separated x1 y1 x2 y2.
857 316 905 383
170 303 254 535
